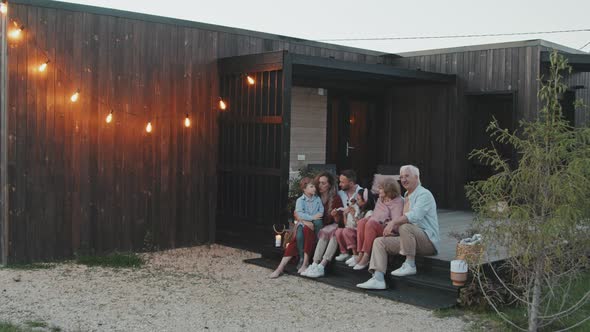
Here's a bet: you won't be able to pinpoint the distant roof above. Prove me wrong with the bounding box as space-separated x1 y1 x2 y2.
12 0 396 58
397 39 589 57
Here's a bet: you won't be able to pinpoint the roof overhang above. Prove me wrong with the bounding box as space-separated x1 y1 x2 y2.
541 51 590 72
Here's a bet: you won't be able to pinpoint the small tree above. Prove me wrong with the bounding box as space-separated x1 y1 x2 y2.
466 51 590 331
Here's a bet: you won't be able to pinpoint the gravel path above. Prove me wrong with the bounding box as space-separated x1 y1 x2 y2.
0 245 467 331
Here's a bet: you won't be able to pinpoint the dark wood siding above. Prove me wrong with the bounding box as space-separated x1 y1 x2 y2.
387 47 542 209
3 2 386 262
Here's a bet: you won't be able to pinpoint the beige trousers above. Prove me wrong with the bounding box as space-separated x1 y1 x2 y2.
313 237 340 262
369 223 435 273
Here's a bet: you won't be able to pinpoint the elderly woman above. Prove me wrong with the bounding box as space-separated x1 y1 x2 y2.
351 177 404 270
300 172 344 277
357 165 440 290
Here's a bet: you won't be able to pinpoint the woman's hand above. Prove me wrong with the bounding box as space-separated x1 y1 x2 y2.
330 209 339 217
383 222 396 236
313 213 323 220
303 221 315 230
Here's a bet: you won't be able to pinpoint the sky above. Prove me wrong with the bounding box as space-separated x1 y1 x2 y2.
60 0 590 54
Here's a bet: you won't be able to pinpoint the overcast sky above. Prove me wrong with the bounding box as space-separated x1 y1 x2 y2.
60 0 590 54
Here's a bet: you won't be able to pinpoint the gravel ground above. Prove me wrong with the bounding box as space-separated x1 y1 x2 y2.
0 245 468 331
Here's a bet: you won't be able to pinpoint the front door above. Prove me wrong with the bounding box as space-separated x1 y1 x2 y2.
327 94 378 186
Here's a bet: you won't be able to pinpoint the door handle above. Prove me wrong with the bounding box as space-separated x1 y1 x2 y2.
346 141 355 157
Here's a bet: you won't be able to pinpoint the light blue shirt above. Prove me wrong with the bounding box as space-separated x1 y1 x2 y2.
404 185 440 253
295 194 324 221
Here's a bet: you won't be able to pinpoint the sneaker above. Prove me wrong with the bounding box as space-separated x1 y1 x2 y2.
353 263 368 270
301 263 318 276
307 264 325 278
356 277 386 290
345 256 358 266
334 253 351 262
391 262 417 277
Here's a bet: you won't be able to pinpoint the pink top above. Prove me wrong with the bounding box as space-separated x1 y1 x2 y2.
369 196 404 224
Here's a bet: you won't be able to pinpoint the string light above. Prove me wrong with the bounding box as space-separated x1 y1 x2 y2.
246 75 255 85
1 1 7 15
106 112 113 124
70 89 80 102
9 23 24 39
184 114 191 128
38 60 50 72
219 98 227 111
145 122 152 133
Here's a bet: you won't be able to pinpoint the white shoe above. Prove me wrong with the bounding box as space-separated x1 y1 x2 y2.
307 264 325 278
356 277 386 290
353 264 368 270
301 263 318 276
334 253 351 262
391 262 417 277
345 256 358 266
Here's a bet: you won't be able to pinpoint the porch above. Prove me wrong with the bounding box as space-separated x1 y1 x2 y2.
243 210 507 309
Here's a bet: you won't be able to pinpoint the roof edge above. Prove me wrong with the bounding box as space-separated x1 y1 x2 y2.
11 0 392 57
397 39 588 57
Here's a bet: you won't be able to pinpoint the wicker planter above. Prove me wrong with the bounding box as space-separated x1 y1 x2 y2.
456 242 484 264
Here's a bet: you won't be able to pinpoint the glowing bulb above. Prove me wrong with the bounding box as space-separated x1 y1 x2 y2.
106 112 113 123
246 75 255 85
38 61 49 72
146 122 152 133
70 90 80 102
9 26 23 39
219 99 227 110
0 2 7 15
184 115 191 128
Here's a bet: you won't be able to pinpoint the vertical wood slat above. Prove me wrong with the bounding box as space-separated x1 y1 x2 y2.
0 0 9 265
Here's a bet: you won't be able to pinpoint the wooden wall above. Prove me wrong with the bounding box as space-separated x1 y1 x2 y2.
2 1 387 262
386 46 542 209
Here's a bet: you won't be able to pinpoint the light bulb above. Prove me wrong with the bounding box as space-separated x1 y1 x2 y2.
146 122 152 133
106 112 113 123
0 2 7 15
184 115 191 128
9 26 23 39
219 99 227 110
70 90 80 102
246 75 255 85
38 61 49 72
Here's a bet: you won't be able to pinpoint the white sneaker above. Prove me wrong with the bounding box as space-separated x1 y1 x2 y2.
345 256 358 266
353 263 368 270
356 277 386 290
334 253 351 262
307 264 325 278
391 262 417 277
301 263 318 276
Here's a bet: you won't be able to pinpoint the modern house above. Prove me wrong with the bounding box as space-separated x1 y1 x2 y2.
1 0 589 263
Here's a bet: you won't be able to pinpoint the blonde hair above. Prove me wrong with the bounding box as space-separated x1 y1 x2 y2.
381 178 401 199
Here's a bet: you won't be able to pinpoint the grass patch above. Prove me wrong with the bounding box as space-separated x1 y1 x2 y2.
1 262 55 270
76 252 143 268
24 321 47 329
0 322 28 332
435 270 590 331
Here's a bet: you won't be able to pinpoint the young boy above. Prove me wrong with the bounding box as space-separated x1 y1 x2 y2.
294 177 324 273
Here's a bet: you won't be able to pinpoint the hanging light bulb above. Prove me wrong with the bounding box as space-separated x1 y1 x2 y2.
1 1 8 15
38 60 50 72
184 114 191 128
9 24 24 39
146 122 152 133
70 89 80 102
219 98 227 111
246 75 255 85
106 112 113 124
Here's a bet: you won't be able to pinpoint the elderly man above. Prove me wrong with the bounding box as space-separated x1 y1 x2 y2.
357 165 440 290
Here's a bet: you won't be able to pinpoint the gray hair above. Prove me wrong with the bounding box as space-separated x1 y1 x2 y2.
400 165 421 183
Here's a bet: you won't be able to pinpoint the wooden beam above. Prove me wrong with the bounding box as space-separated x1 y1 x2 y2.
0 3 9 265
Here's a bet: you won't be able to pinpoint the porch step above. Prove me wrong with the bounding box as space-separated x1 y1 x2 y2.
250 246 459 310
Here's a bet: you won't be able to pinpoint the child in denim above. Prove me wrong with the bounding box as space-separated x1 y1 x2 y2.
294 177 324 273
